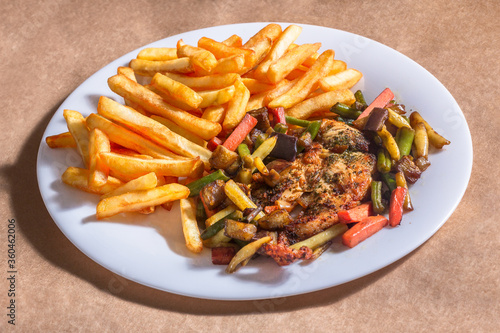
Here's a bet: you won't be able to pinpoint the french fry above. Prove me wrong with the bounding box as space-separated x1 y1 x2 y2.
97 96 212 166
268 49 335 109
46 132 76 148
222 79 250 131
161 72 239 91
177 39 218 73
197 85 235 108
263 78 297 105
101 172 158 199
117 66 137 82
243 23 282 64
222 34 243 47
88 128 110 188
107 74 221 140
253 24 303 81
302 50 320 67
207 55 246 75
267 43 321 84
286 89 356 119
96 183 189 219
100 152 202 179
241 78 275 94
150 115 207 148
318 68 363 91
197 37 254 60
409 111 450 148
202 104 227 123
330 60 347 75
137 47 178 61
180 198 204 253
245 92 267 112
129 58 193 76
109 147 154 159
151 73 203 109
63 109 90 167
62 167 123 195
86 113 183 160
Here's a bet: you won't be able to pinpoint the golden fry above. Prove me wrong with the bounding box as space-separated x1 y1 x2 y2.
107 74 221 140
197 85 235 108
88 128 110 188
129 58 193 76
222 79 250 131
63 109 90 167
137 47 178 61
267 43 321 84
241 78 275 94
202 104 227 123
180 198 203 253
161 72 239 91
101 172 158 199
286 89 355 119
150 115 207 148
318 68 363 91
46 132 76 148
151 73 203 109
96 183 189 219
177 39 218 73
62 167 123 195
222 34 243 47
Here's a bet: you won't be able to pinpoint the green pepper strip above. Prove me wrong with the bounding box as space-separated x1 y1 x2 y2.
396 127 415 156
273 123 288 134
371 180 385 214
377 148 392 173
331 102 362 119
285 116 310 127
381 173 397 193
196 198 207 224
297 120 321 153
354 90 367 106
186 169 229 197
200 211 242 240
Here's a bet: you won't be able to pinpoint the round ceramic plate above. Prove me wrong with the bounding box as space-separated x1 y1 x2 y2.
37 23 473 300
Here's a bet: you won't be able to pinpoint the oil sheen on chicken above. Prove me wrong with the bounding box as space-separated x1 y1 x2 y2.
253 119 376 242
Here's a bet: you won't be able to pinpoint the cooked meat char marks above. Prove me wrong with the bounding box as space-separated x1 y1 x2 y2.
252 119 375 242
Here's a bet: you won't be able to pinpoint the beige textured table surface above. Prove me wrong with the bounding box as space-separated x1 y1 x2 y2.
1 1 499 332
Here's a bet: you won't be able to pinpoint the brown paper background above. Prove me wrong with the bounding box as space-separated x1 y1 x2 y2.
1 0 498 332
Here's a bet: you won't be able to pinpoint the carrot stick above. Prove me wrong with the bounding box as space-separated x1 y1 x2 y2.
222 113 258 151
342 215 388 248
389 186 407 227
357 88 394 120
338 202 373 223
207 136 222 151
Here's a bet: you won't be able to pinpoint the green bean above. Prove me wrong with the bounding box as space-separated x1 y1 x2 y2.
371 180 385 214
187 169 229 197
377 148 392 173
336 116 354 125
381 172 397 193
396 126 415 156
200 211 242 240
196 198 207 224
274 122 288 134
254 133 267 149
354 90 367 106
285 116 310 127
330 102 362 119
237 143 251 158
297 120 321 153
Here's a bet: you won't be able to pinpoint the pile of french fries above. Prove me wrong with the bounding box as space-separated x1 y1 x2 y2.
46 23 364 255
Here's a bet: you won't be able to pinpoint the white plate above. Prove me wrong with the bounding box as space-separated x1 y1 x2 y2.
37 23 472 300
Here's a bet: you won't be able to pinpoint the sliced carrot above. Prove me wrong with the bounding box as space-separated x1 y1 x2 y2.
342 215 388 248
222 114 258 151
338 202 373 223
269 107 286 126
357 88 394 120
389 186 407 227
207 136 222 151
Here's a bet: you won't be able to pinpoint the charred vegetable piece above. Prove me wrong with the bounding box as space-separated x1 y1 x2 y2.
199 179 227 210
377 148 392 173
258 209 293 230
353 88 394 129
331 102 362 119
243 206 263 223
263 169 281 187
226 236 271 273
224 157 242 176
196 198 207 224
297 120 321 153
269 132 297 161
211 247 236 265
378 125 400 161
371 180 385 214
396 126 415 156
235 168 253 184
415 156 431 172
248 107 271 132
224 180 265 220
187 169 229 197
209 145 239 170
224 219 257 241
290 223 348 250
395 171 413 211
285 116 310 127
394 155 422 184
201 210 242 240
364 107 389 131
381 172 397 193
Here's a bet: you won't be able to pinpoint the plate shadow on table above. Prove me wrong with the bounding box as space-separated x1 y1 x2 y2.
3 99 419 315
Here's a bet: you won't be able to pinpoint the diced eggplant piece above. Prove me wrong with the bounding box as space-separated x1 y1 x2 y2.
394 155 422 183
224 157 242 176
269 132 298 161
364 107 389 131
243 206 263 223
258 209 293 230
209 145 239 170
224 219 258 241
199 179 227 210
211 247 237 265
415 156 431 172
248 107 271 132
265 159 292 174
